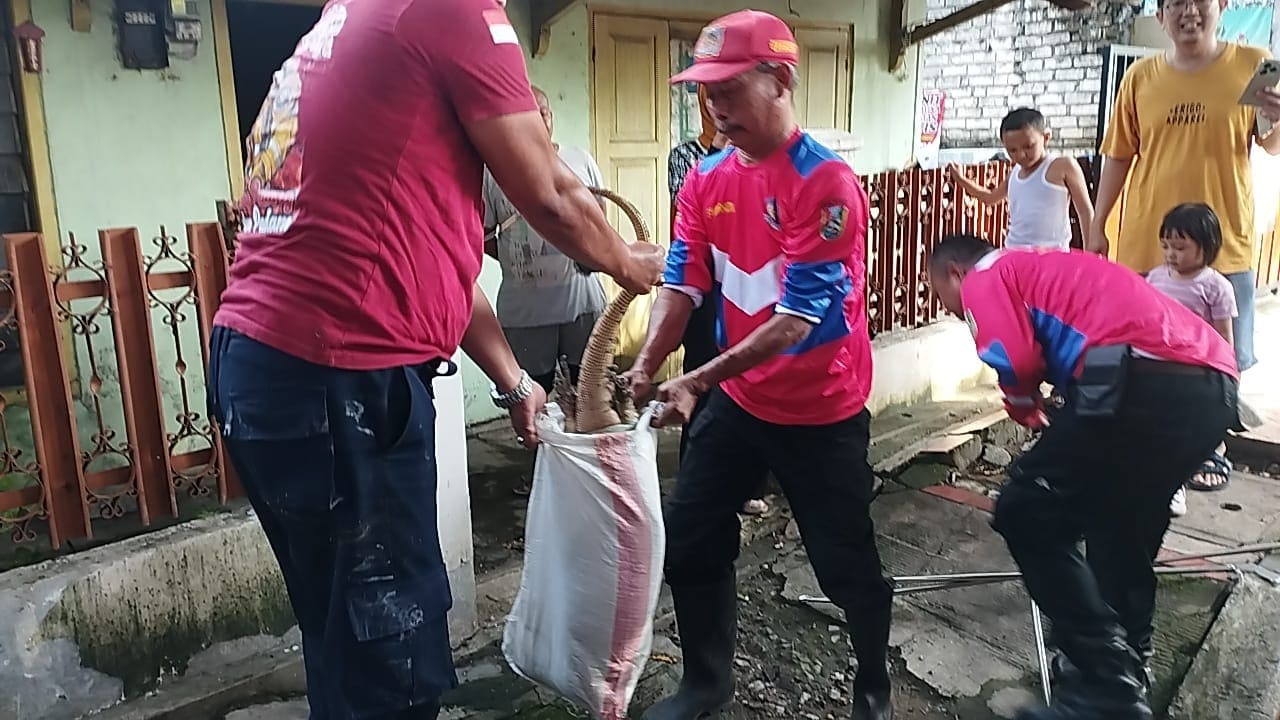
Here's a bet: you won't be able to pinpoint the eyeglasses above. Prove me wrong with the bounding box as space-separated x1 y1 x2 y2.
1163 0 1214 13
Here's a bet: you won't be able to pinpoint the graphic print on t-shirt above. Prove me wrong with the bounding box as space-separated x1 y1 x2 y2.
1165 101 1207 127
240 2 349 236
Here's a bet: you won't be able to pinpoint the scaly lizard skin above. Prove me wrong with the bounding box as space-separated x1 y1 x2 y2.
558 187 651 434
607 364 638 427
553 356 580 434
553 356 637 434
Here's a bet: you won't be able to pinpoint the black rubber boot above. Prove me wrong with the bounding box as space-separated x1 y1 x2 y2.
848 601 893 720
1050 649 1152 697
642 577 737 720
1016 635 1152 720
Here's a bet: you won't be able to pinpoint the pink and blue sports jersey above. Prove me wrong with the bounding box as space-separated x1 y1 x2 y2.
961 248 1239 420
665 129 872 426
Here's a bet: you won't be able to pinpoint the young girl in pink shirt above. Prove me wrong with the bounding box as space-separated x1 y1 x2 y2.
1147 203 1238 515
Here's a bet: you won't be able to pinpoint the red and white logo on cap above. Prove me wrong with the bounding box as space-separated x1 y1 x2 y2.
693 25 724 58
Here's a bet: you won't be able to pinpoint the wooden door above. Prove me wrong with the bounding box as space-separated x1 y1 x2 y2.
794 27 851 130
592 14 671 247
591 14 682 377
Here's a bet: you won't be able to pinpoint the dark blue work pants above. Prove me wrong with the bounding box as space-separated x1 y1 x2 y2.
208 326 457 720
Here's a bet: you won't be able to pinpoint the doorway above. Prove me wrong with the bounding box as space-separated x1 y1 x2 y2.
0 0 29 386
591 12 853 251
225 0 322 143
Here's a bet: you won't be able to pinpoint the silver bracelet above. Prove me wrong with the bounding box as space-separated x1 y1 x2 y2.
490 369 534 409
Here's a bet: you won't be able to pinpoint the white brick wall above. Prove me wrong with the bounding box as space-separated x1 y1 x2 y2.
921 0 1140 151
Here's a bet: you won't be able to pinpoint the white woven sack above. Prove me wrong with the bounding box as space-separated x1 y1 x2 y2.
502 403 665 720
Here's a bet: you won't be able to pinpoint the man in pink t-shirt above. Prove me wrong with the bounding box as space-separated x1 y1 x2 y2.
929 235 1239 720
622 12 892 720
207 2 662 718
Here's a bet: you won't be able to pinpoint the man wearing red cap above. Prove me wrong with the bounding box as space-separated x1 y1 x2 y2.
625 10 893 720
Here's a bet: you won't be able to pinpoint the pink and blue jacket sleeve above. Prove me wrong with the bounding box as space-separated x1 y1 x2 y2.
663 169 714 306
960 266 1047 425
776 162 867 324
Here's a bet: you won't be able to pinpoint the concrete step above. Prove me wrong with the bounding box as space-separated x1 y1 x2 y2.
1167 562 1280 720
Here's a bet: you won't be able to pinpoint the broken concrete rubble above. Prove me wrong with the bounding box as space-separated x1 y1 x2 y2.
919 432 983 470
1167 567 1280 720
981 445 1013 467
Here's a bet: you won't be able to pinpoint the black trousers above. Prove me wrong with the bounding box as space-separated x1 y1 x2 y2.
678 298 768 497
993 363 1235 667
209 328 455 719
665 388 893 616
678 296 721 464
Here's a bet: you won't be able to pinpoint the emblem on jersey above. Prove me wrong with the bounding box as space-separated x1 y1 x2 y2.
706 201 735 219
694 26 725 58
819 204 847 241
964 309 978 338
763 198 780 230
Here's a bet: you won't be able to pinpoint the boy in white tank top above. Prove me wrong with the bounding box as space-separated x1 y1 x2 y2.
949 108 1094 250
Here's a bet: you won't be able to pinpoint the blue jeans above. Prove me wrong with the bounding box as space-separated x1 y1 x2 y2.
1226 270 1257 372
207 327 456 720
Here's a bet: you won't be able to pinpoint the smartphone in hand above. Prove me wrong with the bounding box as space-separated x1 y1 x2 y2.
1239 59 1280 106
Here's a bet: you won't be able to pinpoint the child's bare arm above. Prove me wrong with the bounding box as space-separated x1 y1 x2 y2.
1053 157 1095 233
1212 317 1235 347
948 164 1009 205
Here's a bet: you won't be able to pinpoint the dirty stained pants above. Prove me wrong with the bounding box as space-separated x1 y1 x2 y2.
993 362 1235 672
664 387 893 619
208 327 456 720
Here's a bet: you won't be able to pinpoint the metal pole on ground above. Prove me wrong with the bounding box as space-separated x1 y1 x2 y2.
797 561 1251 605
1155 541 1280 565
1031 601 1051 705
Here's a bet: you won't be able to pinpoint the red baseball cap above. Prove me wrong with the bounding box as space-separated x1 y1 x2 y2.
670 10 800 85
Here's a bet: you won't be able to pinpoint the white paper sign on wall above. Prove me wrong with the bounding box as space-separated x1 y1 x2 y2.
916 89 947 169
